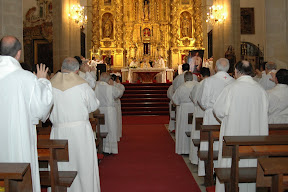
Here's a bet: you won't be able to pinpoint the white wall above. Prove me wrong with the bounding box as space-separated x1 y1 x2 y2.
265 0 288 68
240 0 266 53
23 0 37 18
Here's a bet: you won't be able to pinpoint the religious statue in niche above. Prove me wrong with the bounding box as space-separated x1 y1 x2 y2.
102 13 113 39
180 12 192 38
144 0 149 20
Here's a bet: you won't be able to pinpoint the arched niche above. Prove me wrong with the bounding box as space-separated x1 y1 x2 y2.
102 13 113 39
180 11 192 38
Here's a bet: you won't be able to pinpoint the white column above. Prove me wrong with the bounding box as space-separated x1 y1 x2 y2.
52 0 81 72
0 0 23 61
265 0 288 68
213 0 240 62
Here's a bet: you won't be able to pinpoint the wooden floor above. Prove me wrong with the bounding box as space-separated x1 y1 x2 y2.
121 83 171 116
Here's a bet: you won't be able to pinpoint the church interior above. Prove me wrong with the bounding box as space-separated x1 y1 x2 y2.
1 0 288 192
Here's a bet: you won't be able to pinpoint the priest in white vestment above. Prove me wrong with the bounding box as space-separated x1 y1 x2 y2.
172 63 197 92
95 72 122 154
266 69 288 123
154 56 166 83
128 58 138 83
213 60 269 192
172 72 198 154
167 84 175 132
0 36 53 192
78 59 96 89
189 67 210 165
256 62 277 90
49 57 101 192
197 58 235 176
111 74 125 141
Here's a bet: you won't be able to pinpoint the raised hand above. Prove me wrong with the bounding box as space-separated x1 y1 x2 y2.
36 63 49 79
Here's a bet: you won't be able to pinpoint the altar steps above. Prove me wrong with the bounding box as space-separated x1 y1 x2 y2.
121 83 171 116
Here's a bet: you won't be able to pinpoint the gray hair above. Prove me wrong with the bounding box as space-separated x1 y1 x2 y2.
100 72 111 83
216 58 230 72
265 62 277 71
184 71 193 81
0 36 22 57
61 57 80 72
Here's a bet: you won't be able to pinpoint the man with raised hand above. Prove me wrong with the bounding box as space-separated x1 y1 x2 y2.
0 35 53 192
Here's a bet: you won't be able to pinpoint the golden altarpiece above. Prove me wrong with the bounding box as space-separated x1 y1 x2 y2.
91 0 204 70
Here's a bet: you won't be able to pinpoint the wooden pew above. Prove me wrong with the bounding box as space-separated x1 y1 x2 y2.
215 135 288 192
200 124 220 186
37 126 51 140
0 163 32 192
93 113 108 154
38 139 77 192
201 124 288 187
191 117 203 149
257 157 288 192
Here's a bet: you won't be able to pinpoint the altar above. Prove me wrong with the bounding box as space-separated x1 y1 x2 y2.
121 68 174 83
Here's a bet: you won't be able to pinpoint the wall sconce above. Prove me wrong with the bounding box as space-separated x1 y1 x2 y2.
206 5 227 25
68 4 87 26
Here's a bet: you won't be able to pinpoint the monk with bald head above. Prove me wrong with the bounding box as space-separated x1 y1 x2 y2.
0 36 53 192
213 60 269 192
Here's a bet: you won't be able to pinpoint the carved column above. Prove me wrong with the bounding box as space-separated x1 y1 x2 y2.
170 0 180 47
115 0 124 48
193 0 203 48
92 0 100 50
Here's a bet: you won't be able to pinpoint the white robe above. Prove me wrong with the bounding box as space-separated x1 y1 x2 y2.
155 58 166 83
79 71 96 89
258 70 276 90
197 71 235 176
172 81 198 154
0 56 53 192
95 81 121 154
49 72 100 192
213 75 269 192
267 84 288 123
172 72 198 93
167 85 175 131
113 82 125 141
189 81 205 165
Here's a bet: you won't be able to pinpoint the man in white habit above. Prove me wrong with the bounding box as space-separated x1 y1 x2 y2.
189 67 210 165
78 59 96 89
128 58 138 83
167 84 175 132
213 60 269 192
172 63 197 92
266 69 288 123
172 72 198 154
197 58 234 176
49 57 101 192
0 36 53 192
95 72 122 154
255 62 277 90
111 74 125 141
154 56 166 83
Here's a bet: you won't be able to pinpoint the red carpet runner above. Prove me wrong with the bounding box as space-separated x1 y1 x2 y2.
99 116 201 192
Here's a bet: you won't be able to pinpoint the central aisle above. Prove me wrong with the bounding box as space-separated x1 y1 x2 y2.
99 116 201 192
